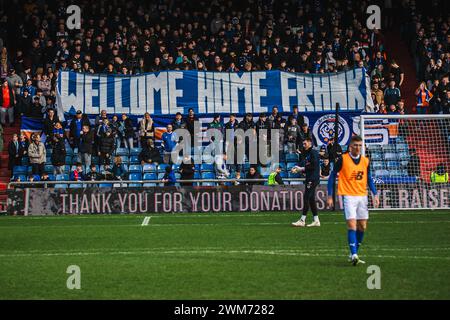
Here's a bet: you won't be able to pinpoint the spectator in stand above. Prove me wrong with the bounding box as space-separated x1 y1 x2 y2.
162 124 177 164
407 149 421 179
139 139 162 165
389 60 404 88
42 108 58 145
17 88 32 116
179 155 195 186
28 133 46 176
397 100 406 115
98 129 115 166
388 104 399 114
120 114 135 149
110 115 121 151
51 133 66 175
285 116 301 153
33 89 46 109
371 82 384 106
415 82 433 114
215 153 230 181
37 73 51 96
172 112 186 130
384 80 402 107
320 156 331 179
442 91 450 114
78 125 94 167
69 110 89 151
299 123 316 148
246 166 263 185
18 133 29 160
8 134 21 176
86 164 102 181
70 162 85 181
112 156 128 180
162 166 176 186
139 112 154 147
327 138 343 164
6 68 23 96
185 108 198 145
378 103 388 114
1 79 15 126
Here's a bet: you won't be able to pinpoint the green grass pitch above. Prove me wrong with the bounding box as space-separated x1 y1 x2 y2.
0 210 449 300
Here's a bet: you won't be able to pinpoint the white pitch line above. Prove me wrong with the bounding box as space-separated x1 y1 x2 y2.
141 216 151 226
0 220 449 229
2 210 449 220
0 248 449 261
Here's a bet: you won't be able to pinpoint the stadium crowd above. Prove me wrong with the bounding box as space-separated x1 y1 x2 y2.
0 0 448 184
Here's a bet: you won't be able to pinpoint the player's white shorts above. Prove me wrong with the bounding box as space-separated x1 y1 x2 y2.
342 195 369 220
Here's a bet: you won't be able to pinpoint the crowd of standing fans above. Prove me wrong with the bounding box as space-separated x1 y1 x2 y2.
0 0 448 183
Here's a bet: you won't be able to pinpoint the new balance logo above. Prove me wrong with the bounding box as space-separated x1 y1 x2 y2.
350 171 364 181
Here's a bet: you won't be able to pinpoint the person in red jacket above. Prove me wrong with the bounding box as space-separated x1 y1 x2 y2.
0 79 15 126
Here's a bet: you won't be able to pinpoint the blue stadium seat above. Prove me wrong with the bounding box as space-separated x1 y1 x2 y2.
289 181 303 185
201 172 215 179
260 167 272 177
194 163 201 172
129 155 140 164
128 165 142 173
120 156 129 164
382 145 396 152
13 166 28 175
46 148 52 155
44 165 54 173
142 163 156 172
369 152 383 160
143 183 157 187
389 170 403 177
396 143 409 152
128 173 142 187
99 183 113 187
91 156 99 165
65 156 73 165
56 174 69 181
172 164 180 172
157 173 165 180
69 184 84 188
54 183 67 189
116 148 129 156
65 148 74 157
157 163 169 173
129 173 142 181
386 161 400 170
130 147 142 156
288 171 301 178
374 169 389 177
286 153 299 162
21 157 29 166
286 162 297 171
371 161 384 171
175 173 181 180
46 156 51 163
398 152 410 160
280 170 288 178
200 163 214 172
194 172 201 179
384 152 398 161
143 173 157 181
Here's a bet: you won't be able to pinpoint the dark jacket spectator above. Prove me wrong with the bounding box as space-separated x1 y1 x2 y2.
139 140 162 164
246 167 263 185
179 156 195 186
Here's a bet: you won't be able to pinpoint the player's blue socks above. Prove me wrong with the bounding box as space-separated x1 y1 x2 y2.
347 229 357 255
356 230 364 252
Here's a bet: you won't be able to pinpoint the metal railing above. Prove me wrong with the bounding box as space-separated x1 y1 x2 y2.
8 178 330 189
